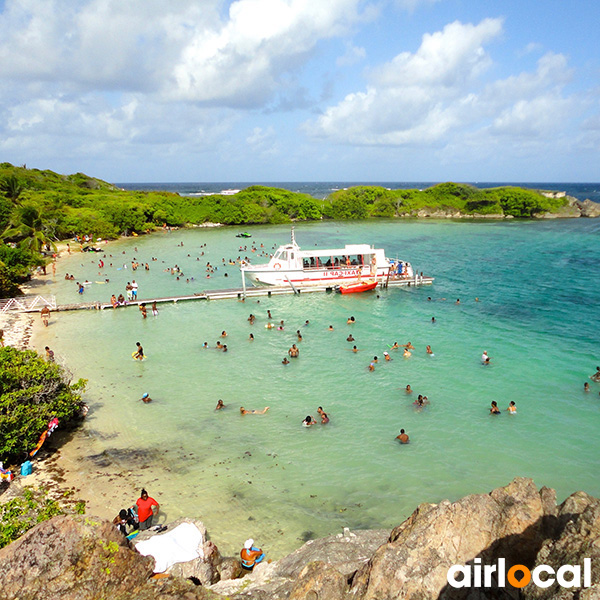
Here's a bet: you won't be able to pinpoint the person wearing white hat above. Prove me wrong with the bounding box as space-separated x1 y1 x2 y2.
240 538 265 570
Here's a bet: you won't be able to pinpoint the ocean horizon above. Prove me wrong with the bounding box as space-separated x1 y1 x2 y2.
117 181 600 204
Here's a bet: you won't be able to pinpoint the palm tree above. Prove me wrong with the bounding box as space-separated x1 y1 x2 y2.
0 175 24 202
2 203 56 253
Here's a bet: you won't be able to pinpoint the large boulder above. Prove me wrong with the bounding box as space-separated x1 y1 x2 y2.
523 492 600 600
0 515 216 600
350 478 557 600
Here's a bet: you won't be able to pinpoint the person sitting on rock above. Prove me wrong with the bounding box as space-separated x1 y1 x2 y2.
113 508 137 535
240 538 265 570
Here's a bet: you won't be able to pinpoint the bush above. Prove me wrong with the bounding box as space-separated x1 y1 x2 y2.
0 347 87 461
0 487 63 549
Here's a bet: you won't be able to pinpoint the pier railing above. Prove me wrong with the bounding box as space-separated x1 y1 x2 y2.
0 295 57 313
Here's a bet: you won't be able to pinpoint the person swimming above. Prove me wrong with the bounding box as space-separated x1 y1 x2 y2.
288 344 299 357
426 345 434 355
390 342 399 350
383 352 391 361
403 348 412 358
140 393 152 403
240 407 270 415
405 384 412 394
215 399 225 410
346 334 355 342
282 357 290 364
490 401 501 414
317 407 329 424
347 316 355 324
507 401 517 414
302 415 316 427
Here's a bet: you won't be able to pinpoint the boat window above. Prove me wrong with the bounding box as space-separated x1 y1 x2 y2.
290 252 294 260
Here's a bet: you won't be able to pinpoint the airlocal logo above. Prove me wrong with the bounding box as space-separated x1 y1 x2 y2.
447 558 592 589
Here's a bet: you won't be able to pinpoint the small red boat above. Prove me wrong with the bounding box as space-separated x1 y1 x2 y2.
336 280 378 294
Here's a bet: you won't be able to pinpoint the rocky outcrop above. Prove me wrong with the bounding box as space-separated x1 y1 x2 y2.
0 515 213 600
0 478 598 600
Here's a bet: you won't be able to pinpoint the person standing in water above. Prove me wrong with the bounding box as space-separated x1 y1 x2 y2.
133 342 144 360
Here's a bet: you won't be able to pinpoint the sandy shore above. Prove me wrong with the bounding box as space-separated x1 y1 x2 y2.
1 242 140 522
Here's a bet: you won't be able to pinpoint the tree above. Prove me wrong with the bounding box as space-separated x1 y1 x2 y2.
2 203 56 252
0 175 24 203
0 347 87 461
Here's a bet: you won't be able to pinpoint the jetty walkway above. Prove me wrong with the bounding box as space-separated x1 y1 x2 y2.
1 275 433 314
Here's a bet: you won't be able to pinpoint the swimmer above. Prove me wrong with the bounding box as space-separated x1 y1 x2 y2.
328 325 334 331
265 322 274 329
507 401 517 414
403 348 412 358
267 310 272 319
317 407 329 424
402 342 415 350
278 320 285 330
347 316 355 324
490 401 501 415
302 415 317 427
590 366 600 382
152 301 158 316
405 385 412 394
368 362 375 372
481 351 490 364
346 334 355 342
390 342 399 350
221 331 227 338
431 317 436 324
222 345 228 353
202 342 209 349
383 352 391 361
282 357 290 365
249 333 254 341
396 429 409 444
133 342 144 360
216 341 223 350
303 320 310 326
288 344 299 358
215 399 225 410
426 345 434 356
584 382 590 392
373 356 378 363
240 407 269 415
352 346 359 353
296 330 303 341
456 299 460 304
140 393 152 403
248 314 255 324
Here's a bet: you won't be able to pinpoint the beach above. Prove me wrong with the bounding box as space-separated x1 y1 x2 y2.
3 218 600 558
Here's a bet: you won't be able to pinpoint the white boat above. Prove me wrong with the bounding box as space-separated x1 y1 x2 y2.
241 229 414 287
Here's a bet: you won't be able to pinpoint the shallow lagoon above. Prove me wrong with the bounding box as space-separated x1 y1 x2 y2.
36 219 600 556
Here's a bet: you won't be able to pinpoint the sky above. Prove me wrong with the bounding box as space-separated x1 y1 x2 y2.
0 0 599 183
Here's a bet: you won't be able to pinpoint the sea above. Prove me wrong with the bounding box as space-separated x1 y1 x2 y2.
33 181 600 557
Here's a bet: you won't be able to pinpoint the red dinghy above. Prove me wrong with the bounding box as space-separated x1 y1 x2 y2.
336 280 378 294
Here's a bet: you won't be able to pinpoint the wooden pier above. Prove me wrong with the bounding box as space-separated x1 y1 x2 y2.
6 275 434 313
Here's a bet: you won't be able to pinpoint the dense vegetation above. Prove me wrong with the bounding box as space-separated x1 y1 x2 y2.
0 487 63 549
0 163 569 294
0 346 87 462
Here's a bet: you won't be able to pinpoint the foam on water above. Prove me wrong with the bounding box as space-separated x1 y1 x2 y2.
35 219 600 556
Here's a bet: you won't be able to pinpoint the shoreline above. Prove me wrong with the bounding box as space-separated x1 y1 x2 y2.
1 241 140 526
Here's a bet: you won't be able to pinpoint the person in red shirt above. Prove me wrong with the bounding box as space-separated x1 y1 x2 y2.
136 489 159 530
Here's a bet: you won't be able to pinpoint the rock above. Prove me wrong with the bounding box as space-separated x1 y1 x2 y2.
273 528 389 579
217 556 245 580
0 514 153 600
288 561 348 600
577 199 600 218
352 477 554 600
523 492 600 600
0 515 217 600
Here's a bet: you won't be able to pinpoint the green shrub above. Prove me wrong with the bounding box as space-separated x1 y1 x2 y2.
0 347 87 461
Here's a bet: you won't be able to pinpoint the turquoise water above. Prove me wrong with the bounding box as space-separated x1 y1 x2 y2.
35 220 600 556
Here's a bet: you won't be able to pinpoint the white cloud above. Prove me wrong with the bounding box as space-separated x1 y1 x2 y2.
169 0 370 105
306 18 504 144
304 16 582 162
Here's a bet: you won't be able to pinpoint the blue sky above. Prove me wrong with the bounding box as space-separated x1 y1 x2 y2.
0 0 598 182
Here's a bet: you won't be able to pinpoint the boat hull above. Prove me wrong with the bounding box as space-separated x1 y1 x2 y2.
243 267 389 287
337 281 378 294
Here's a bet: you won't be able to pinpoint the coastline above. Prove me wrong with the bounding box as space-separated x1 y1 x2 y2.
1 242 140 525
